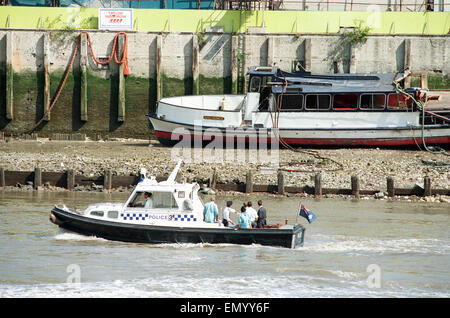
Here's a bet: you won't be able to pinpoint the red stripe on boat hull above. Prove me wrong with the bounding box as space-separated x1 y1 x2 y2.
154 130 450 147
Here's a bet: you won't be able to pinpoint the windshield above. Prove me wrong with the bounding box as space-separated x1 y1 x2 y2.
127 191 179 209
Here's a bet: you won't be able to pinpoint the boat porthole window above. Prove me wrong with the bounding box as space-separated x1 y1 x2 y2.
107 211 119 219
250 76 261 93
360 94 386 110
280 94 303 111
332 93 358 110
387 93 413 110
90 211 104 217
305 94 330 110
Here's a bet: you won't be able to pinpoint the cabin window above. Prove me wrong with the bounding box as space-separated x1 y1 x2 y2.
249 76 261 93
332 93 358 110
305 94 331 110
360 94 386 110
280 94 303 111
127 191 178 210
183 199 194 211
107 211 119 219
90 211 104 217
387 93 413 109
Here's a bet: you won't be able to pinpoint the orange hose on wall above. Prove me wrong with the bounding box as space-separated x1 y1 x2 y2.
30 31 130 133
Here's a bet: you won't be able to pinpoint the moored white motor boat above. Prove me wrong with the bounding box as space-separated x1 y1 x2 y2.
148 66 450 147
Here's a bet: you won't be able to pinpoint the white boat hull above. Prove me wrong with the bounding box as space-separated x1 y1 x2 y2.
149 114 450 146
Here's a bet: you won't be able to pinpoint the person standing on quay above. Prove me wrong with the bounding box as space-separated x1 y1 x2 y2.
203 197 219 223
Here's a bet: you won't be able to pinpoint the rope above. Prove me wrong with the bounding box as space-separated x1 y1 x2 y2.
265 78 344 173
394 82 449 158
29 31 129 134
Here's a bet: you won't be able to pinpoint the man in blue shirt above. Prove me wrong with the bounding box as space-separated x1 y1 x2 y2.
203 197 219 223
237 206 252 229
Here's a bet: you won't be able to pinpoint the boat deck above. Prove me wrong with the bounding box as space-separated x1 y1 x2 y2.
426 90 450 110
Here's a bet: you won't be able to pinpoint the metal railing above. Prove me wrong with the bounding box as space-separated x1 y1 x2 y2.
0 0 446 11
219 0 445 11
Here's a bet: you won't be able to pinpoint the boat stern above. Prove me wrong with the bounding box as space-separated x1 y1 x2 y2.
291 224 306 248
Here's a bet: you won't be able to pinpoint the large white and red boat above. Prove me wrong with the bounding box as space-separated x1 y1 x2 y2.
147 66 450 147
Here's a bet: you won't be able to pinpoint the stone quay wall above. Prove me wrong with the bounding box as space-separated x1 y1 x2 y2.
1 29 449 138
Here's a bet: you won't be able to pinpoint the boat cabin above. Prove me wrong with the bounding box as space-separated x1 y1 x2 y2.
247 66 419 113
82 161 206 226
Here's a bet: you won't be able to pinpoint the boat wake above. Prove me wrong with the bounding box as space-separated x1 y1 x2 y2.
53 230 107 242
1 273 447 298
302 234 448 255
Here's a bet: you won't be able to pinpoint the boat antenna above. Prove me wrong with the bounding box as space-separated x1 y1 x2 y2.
167 159 183 183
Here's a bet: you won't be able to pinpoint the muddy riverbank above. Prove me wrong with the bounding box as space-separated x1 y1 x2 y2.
0 137 448 202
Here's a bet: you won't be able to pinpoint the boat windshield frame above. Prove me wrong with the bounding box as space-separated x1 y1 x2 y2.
125 190 180 211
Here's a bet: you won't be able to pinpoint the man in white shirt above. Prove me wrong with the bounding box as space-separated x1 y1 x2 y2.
222 201 236 227
246 201 258 228
142 192 153 208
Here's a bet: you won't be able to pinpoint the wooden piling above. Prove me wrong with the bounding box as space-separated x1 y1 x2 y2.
80 32 88 122
0 167 5 188
420 73 428 89
6 32 14 120
351 175 360 198
423 176 431 197
43 33 51 121
404 39 411 88
67 169 75 190
349 44 356 74
117 33 126 122
387 177 395 197
34 167 42 190
304 38 311 71
231 35 238 94
245 170 253 193
267 36 274 66
104 169 112 190
277 171 285 195
314 173 322 197
209 168 217 190
156 35 162 101
192 34 199 95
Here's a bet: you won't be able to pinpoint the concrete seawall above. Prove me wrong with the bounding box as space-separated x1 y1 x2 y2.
1 29 449 138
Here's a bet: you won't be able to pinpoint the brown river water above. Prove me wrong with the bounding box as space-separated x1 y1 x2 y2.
0 190 448 297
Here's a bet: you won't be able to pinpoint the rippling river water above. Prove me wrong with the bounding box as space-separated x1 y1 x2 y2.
0 191 448 298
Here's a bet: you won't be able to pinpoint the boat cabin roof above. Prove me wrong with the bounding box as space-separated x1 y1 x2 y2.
247 66 403 94
134 176 198 193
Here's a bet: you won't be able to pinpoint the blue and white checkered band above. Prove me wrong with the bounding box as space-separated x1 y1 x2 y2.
121 213 149 221
173 214 197 222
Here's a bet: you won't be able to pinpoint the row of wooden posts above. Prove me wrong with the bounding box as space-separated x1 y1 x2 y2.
209 169 441 197
0 167 444 197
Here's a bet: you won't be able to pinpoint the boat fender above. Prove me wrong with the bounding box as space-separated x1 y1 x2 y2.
49 213 57 224
49 213 63 225
220 97 226 110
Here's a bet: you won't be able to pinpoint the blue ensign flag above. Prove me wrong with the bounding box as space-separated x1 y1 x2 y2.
299 204 317 223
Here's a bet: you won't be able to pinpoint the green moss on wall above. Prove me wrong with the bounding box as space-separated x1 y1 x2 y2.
199 75 232 95
1 69 155 138
161 74 193 97
410 74 450 89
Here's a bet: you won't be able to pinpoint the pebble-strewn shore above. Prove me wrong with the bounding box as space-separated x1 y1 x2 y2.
0 138 449 198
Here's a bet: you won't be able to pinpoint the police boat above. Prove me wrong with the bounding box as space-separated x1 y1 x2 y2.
50 160 305 249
